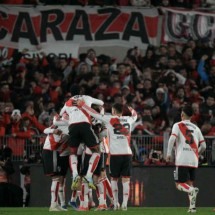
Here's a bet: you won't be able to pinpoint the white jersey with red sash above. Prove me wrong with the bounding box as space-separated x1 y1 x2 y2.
81 105 137 155
60 95 104 125
43 123 70 156
171 120 205 168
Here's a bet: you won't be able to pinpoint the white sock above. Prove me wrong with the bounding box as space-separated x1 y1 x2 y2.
104 177 114 204
122 180 130 206
58 179 66 207
79 184 84 208
188 192 194 208
88 188 94 205
86 153 100 179
51 178 60 206
177 183 194 193
82 182 89 208
69 154 78 178
97 178 106 205
188 186 198 208
111 179 118 206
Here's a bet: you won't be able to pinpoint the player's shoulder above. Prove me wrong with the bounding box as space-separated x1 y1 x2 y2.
171 121 181 130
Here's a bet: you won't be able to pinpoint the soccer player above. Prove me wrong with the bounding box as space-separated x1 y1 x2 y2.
76 101 137 211
80 117 114 211
59 85 104 190
42 114 70 212
166 105 206 213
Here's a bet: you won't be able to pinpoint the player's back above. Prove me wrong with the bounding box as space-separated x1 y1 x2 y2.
61 95 104 125
174 120 204 167
106 115 134 155
176 120 202 146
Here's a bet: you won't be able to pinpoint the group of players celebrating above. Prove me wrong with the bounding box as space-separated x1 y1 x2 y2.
42 85 137 212
42 85 207 213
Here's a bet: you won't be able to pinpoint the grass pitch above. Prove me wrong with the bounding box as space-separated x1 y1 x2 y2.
0 207 214 215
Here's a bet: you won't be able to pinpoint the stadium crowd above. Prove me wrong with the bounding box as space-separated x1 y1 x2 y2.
0 1 215 165
0 40 215 135
0 40 215 163
0 1 214 211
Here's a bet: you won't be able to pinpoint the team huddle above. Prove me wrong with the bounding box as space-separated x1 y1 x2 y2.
42 86 206 213
42 86 137 212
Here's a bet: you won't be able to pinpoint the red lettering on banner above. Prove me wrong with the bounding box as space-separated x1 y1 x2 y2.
145 16 159 37
0 6 159 51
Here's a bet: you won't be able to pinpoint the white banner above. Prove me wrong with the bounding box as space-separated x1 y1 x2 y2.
0 5 159 58
162 7 215 43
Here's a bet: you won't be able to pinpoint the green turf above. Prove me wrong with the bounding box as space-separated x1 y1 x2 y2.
0 207 214 215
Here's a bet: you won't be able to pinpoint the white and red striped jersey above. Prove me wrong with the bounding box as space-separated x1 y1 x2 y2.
81 105 137 155
43 116 70 156
167 120 205 168
60 95 104 125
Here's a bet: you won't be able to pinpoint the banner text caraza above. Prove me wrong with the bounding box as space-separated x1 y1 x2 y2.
0 8 151 45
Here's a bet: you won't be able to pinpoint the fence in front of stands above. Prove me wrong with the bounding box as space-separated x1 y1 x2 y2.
0 134 214 166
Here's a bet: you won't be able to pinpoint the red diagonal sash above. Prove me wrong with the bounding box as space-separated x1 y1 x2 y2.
110 118 131 146
178 123 198 159
49 134 61 150
66 99 91 124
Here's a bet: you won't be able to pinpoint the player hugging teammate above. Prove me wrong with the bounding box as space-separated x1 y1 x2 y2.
69 106 114 211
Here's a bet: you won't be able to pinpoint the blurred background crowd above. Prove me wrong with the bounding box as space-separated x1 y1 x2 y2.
1 41 214 138
0 1 215 166
0 2 214 209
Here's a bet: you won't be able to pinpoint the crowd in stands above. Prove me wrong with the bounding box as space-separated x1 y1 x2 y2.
1 0 215 8
0 39 215 164
0 1 215 165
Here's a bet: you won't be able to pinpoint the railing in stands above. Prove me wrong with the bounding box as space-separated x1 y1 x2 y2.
0 134 214 166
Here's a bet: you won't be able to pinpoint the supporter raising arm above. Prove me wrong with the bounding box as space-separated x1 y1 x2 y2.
76 100 137 211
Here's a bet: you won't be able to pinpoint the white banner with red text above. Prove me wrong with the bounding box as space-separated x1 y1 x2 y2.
0 5 159 59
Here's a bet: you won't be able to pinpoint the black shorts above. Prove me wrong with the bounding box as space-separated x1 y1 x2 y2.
100 153 108 171
42 150 60 176
80 153 91 176
80 153 106 176
42 150 69 176
68 123 99 149
58 155 70 176
174 166 196 183
109 155 132 178
94 153 107 176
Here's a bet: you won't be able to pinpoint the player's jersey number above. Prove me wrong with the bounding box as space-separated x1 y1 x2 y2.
113 123 130 135
185 129 194 145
